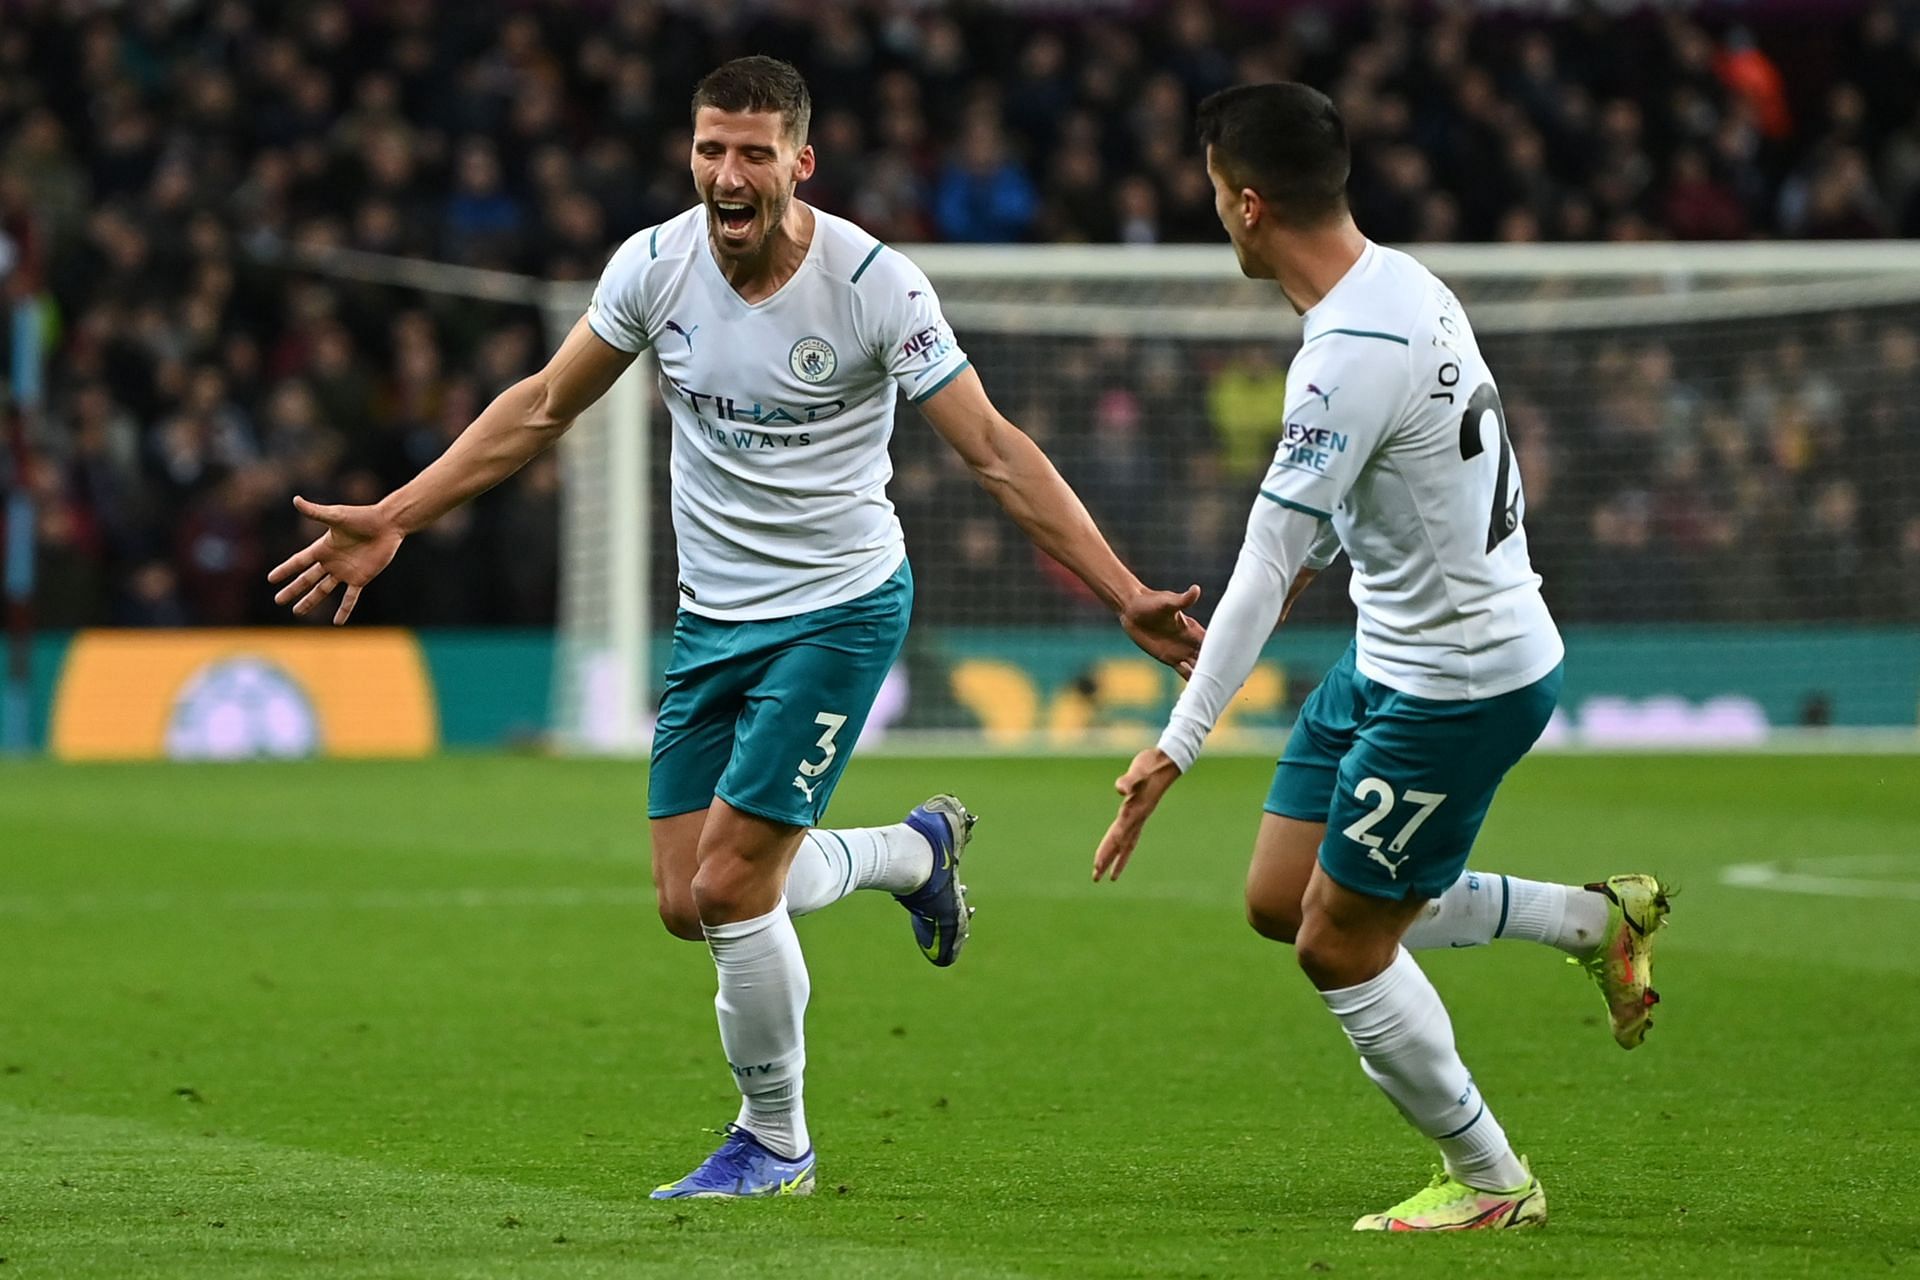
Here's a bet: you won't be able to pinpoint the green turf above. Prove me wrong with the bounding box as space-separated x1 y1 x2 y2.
3 752 1918 1278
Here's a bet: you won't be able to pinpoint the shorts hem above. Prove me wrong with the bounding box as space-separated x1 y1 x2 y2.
1263 802 1331 822
713 786 813 830
646 799 713 820
1316 850 1422 903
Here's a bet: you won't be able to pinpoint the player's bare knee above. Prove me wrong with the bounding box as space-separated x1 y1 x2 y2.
690 851 781 925
1245 890 1302 943
656 894 704 942
689 858 743 922
1294 915 1378 991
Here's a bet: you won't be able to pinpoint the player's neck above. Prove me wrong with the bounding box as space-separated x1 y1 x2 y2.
1265 219 1369 316
713 201 816 303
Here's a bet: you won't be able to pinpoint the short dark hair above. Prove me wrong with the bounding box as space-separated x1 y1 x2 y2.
691 56 812 146
1195 83 1349 227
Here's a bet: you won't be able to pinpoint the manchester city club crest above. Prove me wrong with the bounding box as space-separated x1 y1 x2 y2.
789 336 837 384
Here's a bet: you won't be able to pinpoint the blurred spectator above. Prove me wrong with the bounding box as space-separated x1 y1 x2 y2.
1206 347 1290 482
934 120 1038 244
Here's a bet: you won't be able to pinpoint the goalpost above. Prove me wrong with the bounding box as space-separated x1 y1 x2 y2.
292 241 1920 754
540 293 652 755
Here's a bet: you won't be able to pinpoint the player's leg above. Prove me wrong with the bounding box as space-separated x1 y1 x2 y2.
1244 812 1322 943
1402 869 1640 954
715 562 977 964
784 820 936 915
1248 813 1618 956
1246 641 1355 945
1295 865 1544 1231
694 801 812 1158
659 797 944 939
642 573 941 942
650 811 706 941
1370 668 1671 1048
1253 654 1669 1046
1300 665 1563 1229
652 798 818 1199
647 611 753 942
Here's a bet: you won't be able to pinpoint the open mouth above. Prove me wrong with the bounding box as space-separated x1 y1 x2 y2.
713 199 756 239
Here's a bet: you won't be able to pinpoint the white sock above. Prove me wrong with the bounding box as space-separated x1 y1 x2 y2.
1400 870 1506 950
704 899 811 1159
1320 949 1529 1192
1401 871 1610 957
1499 876 1610 955
782 825 935 916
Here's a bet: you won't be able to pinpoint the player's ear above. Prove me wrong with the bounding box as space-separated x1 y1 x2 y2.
1240 186 1264 231
793 143 816 185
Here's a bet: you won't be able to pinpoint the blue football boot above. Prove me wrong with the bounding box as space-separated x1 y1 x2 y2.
650 1124 816 1199
895 794 978 967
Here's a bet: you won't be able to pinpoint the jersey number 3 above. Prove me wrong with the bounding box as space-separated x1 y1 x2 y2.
1458 383 1522 553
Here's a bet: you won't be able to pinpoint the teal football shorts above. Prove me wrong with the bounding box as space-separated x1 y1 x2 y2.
647 559 911 828
1265 640 1562 901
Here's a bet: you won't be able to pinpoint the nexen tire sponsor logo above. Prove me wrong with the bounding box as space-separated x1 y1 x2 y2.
1279 422 1350 474
901 325 955 364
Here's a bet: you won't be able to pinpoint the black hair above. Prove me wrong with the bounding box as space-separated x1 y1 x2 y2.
691 56 812 146
1195 83 1349 227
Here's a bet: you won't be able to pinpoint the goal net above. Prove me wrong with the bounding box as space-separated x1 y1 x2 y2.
546 241 1920 753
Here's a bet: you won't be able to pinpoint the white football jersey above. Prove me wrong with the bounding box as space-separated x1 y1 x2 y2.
1262 241 1564 699
586 205 971 620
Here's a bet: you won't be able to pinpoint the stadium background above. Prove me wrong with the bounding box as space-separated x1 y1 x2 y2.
1 0 1917 755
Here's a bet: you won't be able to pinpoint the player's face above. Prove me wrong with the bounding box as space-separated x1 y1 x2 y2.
1206 147 1266 279
691 108 816 261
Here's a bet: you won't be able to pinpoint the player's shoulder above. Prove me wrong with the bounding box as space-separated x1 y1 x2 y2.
649 206 708 259
601 207 704 288
1297 243 1432 363
808 208 927 293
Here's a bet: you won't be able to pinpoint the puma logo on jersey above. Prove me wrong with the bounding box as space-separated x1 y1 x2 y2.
665 320 698 351
1368 848 1412 879
1307 382 1339 410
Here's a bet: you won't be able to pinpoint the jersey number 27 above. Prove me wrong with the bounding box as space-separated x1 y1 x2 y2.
1459 383 1522 553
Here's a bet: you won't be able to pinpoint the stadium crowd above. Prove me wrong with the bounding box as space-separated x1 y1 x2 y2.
2 0 1918 627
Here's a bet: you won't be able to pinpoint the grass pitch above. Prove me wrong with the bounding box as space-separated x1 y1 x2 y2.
2 751 1917 1278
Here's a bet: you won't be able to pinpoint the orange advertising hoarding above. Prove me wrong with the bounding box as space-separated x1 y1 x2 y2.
49 630 438 761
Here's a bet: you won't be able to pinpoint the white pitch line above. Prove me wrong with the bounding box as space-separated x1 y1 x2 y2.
0 884 656 917
1720 859 1920 901
0 879 1239 917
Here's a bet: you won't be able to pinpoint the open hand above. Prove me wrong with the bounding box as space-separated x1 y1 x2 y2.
267 496 404 625
1120 584 1206 679
1092 746 1183 882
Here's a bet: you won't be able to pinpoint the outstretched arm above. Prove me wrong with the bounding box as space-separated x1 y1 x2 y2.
918 365 1204 673
269 317 635 624
1093 494 1327 881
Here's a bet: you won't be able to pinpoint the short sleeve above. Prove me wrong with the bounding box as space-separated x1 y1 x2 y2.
1259 334 1410 520
860 251 971 403
585 228 656 354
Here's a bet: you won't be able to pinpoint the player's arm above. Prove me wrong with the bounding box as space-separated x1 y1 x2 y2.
917 366 1204 673
1283 520 1344 620
1092 494 1324 881
268 318 635 624
1091 333 1402 881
